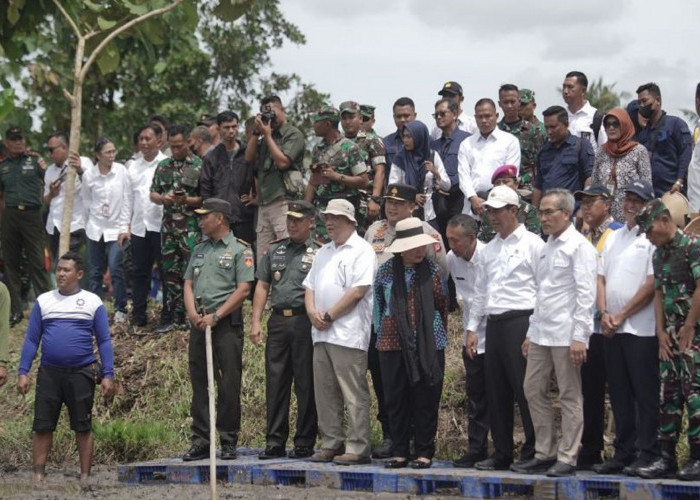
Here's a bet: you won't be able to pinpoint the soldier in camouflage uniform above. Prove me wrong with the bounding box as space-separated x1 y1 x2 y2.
360 104 378 136
478 165 540 242
497 85 545 199
304 105 368 243
150 125 203 332
635 200 700 481
340 101 387 227
519 89 546 132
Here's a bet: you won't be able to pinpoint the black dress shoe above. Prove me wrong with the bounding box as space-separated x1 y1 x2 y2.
220 444 237 460
677 459 700 481
576 454 603 471
9 312 23 327
546 461 576 477
410 458 432 469
453 452 486 468
475 457 511 471
510 457 557 474
288 446 314 459
384 459 408 469
593 459 627 474
259 446 286 460
622 457 648 476
182 444 208 461
636 456 677 479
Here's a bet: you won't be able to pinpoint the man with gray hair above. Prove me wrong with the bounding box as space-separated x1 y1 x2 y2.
189 125 214 160
303 199 377 466
515 188 597 477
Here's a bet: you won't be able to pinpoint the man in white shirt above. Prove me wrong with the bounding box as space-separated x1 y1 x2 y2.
430 81 478 140
593 180 659 476
685 83 700 210
303 199 377 466
467 186 543 471
43 132 90 261
119 124 168 327
446 214 488 469
457 99 521 219
516 188 597 477
562 71 607 150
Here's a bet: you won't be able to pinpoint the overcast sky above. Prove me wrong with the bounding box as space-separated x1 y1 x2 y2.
269 0 700 136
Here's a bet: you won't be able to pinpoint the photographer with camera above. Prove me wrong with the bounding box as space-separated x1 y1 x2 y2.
245 96 306 266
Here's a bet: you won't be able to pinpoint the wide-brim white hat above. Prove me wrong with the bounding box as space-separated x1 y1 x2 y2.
384 217 436 253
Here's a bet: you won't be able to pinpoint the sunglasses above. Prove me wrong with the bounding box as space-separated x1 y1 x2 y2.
432 111 450 118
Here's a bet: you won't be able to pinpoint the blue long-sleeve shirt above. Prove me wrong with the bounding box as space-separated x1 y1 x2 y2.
636 112 693 197
18 289 114 378
535 132 594 193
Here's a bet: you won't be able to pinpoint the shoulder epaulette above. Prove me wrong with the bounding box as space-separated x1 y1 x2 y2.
236 237 252 247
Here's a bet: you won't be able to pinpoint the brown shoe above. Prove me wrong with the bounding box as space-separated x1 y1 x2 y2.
310 447 344 463
333 453 371 465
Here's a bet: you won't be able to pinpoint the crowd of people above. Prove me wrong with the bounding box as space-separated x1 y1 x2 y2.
2 70 700 482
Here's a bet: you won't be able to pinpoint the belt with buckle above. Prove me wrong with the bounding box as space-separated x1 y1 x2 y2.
272 306 306 317
10 205 40 211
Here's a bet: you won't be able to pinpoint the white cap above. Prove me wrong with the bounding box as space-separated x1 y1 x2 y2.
483 185 519 209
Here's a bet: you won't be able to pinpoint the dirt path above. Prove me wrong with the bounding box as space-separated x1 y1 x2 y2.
0 466 420 499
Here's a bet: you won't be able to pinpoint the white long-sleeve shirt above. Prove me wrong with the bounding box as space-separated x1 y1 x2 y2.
388 151 451 222
527 224 597 347
82 162 132 242
43 156 93 235
467 224 544 331
457 128 521 217
447 242 486 352
128 151 167 237
568 101 607 151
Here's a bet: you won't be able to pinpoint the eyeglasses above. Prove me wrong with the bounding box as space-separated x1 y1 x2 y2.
603 121 620 129
432 111 450 118
539 208 564 217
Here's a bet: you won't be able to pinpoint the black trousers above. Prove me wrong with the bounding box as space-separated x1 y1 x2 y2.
580 333 606 460
462 347 488 457
189 322 243 447
379 350 445 459
49 228 85 263
131 231 168 323
265 313 317 448
604 333 659 462
485 313 535 462
368 330 390 438
1 208 50 315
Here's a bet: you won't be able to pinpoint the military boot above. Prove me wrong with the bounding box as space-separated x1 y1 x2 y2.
637 440 678 479
677 442 700 481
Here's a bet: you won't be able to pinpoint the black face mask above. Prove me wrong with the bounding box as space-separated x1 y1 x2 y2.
638 104 654 119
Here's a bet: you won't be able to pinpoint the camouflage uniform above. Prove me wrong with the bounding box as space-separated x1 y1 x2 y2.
347 131 386 231
310 137 367 243
638 201 700 446
477 198 541 243
151 155 202 322
497 118 546 197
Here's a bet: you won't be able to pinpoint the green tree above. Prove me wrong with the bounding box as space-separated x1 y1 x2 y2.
586 77 631 113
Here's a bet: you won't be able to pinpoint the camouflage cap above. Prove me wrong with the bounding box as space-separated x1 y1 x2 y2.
286 200 315 219
4 126 23 140
635 199 668 235
359 104 375 118
339 101 361 115
311 105 340 123
519 89 536 103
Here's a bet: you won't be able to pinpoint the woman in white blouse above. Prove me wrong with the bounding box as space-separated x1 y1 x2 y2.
82 138 132 323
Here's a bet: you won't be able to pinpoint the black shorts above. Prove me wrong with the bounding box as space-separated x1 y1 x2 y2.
33 364 96 433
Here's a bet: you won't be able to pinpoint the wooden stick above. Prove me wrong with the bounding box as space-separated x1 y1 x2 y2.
205 323 217 499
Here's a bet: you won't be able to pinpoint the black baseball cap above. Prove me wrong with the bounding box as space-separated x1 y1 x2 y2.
438 81 463 96
4 126 23 140
623 179 655 201
574 184 611 200
384 183 418 202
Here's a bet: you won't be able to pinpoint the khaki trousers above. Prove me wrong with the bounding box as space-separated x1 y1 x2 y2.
313 342 370 457
256 198 288 267
524 341 583 465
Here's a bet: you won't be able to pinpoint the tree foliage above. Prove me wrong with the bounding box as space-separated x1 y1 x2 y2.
585 77 631 113
0 0 328 153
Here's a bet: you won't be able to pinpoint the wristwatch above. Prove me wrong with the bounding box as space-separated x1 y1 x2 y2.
323 312 333 322
212 312 220 325
370 196 382 204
